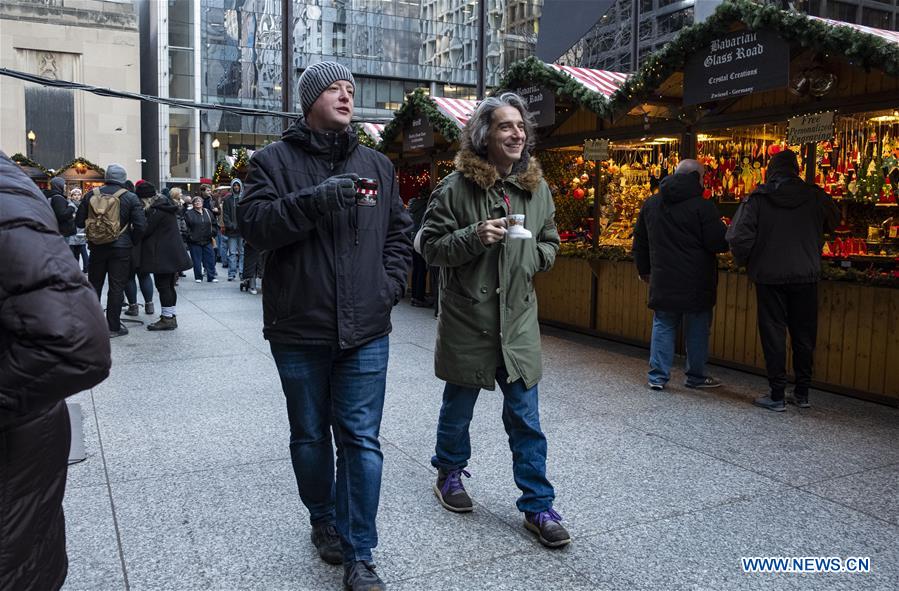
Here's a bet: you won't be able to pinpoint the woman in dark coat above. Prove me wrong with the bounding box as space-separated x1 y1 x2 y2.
140 190 194 330
183 195 218 283
0 151 111 591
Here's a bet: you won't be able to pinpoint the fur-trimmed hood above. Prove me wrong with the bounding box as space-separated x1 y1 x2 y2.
453 148 544 194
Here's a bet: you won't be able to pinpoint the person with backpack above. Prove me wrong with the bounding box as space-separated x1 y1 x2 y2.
184 195 218 282
75 163 146 338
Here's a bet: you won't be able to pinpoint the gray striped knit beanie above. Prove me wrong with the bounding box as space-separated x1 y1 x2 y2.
298 62 355 115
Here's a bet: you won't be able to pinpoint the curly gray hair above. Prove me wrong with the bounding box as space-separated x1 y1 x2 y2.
460 91 537 158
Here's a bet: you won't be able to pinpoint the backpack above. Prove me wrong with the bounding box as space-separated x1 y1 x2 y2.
85 188 127 244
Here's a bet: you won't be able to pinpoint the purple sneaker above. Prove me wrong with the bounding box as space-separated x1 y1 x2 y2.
434 468 473 513
524 508 571 548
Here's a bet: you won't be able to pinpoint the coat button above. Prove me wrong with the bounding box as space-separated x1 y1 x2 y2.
496 287 502 294
339 340 347 347
480 286 488 294
481 330 488 337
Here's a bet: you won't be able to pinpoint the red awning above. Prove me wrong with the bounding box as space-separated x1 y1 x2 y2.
808 16 899 46
360 122 385 143
548 65 630 98
432 97 477 128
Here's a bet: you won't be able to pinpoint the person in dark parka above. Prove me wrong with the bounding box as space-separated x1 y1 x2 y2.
0 151 111 591
726 149 840 411
633 159 729 390
139 183 193 330
46 176 77 238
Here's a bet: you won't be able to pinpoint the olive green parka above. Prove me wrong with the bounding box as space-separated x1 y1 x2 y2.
420 148 560 390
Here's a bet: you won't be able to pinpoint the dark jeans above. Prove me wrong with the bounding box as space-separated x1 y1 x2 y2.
154 273 177 308
410 251 428 300
270 336 389 563
188 243 216 281
87 246 130 331
432 366 555 514
70 244 89 272
756 282 818 399
125 271 154 305
242 241 260 281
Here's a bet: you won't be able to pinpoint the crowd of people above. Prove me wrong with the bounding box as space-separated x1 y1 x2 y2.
3 60 838 591
40 173 264 336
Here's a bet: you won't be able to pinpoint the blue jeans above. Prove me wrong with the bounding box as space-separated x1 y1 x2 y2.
648 309 712 386
226 235 244 278
217 227 227 265
270 336 389 563
188 243 216 281
431 367 555 514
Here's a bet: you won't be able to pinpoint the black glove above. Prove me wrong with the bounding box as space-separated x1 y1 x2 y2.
313 173 358 214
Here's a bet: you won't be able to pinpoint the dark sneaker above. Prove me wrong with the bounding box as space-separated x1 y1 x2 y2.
648 382 665 391
310 523 342 566
787 391 811 408
753 395 785 412
524 508 571 548
410 298 433 308
686 376 722 389
123 303 140 316
109 327 129 338
434 468 473 513
343 561 385 591
144 302 155 315
147 316 178 331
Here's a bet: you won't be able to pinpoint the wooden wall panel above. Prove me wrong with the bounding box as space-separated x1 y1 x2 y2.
538 259 897 401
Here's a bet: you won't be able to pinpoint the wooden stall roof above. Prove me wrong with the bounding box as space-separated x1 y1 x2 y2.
601 0 899 136
378 89 477 161
358 122 386 144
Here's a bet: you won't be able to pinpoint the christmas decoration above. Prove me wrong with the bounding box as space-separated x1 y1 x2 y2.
10 153 50 176
378 88 463 152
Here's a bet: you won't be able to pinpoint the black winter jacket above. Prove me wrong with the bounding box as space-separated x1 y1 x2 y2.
238 118 413 348
633 172 729 312
140 197 193 274
222 193 241 236
726 166 840 285
47 189 76 237
0 152 111 591
184 207 216 246
75 183 146 249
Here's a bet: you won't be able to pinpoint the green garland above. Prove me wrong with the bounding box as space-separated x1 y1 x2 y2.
212 159 232 185
355 124 379 149
10 153 50 176
56 157 105 176
498 56 610 115
377 88 462 152
608 0 899 116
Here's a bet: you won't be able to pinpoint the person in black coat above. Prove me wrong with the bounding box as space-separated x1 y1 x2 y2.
183 195 218 282
46 176 77 238
727 149 840 411
140 185 193 330
633 159 729 391
0 151 111 591
75 163 147 337
238 62 412 590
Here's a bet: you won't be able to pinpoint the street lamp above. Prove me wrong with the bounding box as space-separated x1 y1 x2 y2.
26 130 36 159
212 138 220 149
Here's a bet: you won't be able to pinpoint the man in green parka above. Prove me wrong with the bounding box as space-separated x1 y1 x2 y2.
418 92 570 548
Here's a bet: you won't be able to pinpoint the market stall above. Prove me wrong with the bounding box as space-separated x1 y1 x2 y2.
56 157 105 194
11 153 50 189
529 0 899 404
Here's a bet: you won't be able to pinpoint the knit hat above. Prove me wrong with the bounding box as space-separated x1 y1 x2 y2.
767 149 800 178
105 163 128 186
50 176 66 193
136 181 157 200
298 62 355 115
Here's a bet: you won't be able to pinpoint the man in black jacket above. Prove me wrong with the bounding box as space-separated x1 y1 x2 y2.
238 62 412 591
727 149 840 411
633 160 729 390
75 163 146 337
0 151 111 591
221 179 244 281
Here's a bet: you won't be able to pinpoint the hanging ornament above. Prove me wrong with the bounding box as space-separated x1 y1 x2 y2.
573 188 585 200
